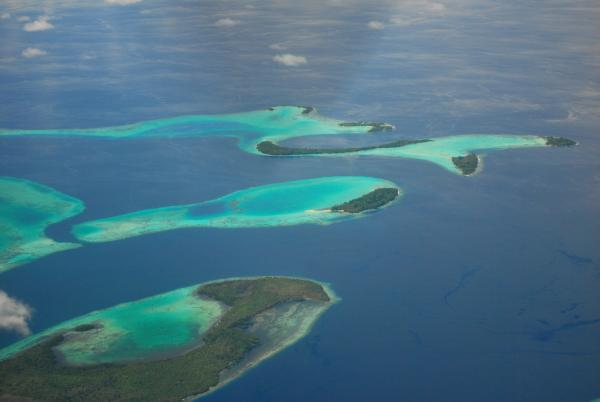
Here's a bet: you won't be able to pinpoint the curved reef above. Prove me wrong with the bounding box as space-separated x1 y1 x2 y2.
0 106 576 175
0 177 85 273
0 106 388 155
0 276 336 402
257 134 577 175
72 176 401 243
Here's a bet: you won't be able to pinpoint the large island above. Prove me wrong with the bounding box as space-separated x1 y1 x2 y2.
0 277 336 401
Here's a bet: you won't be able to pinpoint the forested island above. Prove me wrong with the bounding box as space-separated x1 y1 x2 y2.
544 136 577 147
0 277 335 402
256 138 431 156
331 188 400 213
451 154 479 175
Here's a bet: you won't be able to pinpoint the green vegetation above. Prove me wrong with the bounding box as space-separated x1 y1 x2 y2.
544 136 576 147
256 138 430 156
331 188 399 213
0 277 331 402
452 154 478 175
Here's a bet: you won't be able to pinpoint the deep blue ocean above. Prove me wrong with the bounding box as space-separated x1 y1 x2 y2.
1 1 599 401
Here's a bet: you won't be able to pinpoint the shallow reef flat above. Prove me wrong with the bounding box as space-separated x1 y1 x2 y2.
72 176 401 243
0 106 388 154
0 106 576 175
258 134 577 175
0 177 85 273
0 276 336 402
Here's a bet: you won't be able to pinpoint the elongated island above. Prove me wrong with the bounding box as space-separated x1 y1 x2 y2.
72 176 401 243
257 135 577 176
0 276 337 401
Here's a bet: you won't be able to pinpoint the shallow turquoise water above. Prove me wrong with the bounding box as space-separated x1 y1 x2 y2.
0 285 223 365
0 106 376 155
72 176 400 243
0 177 85 273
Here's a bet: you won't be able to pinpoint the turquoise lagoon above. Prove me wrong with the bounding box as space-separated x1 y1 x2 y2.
0 177 84 273
0 284 223 365
0 106 381 155
72 176 400 243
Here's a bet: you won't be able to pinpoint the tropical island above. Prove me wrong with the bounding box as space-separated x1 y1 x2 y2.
451 154 479 176
0 177 85 274
0 106 577 175
257 134 578 176
72 176 401 243
544 136 577 147
331 188 400 213
256 138 430 156
0 276 336 401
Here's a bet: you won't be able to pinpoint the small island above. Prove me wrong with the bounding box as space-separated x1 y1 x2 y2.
72 176 401 243
451 153 479 175
544 136 577 147
0 277 336 402
331 188 400 213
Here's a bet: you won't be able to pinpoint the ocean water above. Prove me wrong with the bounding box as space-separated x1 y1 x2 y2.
0 1 599 401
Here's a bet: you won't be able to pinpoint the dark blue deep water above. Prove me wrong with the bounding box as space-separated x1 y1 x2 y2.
1 1 599 401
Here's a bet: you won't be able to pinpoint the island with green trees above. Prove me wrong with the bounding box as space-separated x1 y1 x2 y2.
451 154 479 176
257 134 577 176
0 277 336 402
331 188 400 213
544 136 577 147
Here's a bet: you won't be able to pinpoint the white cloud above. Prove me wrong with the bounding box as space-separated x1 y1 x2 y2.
23 15 54 32
389 0 447 26
368 20 385 29
105 0 143 5
214 18 240 27
17 16 30 22
0 291 32 336
22 47 47 58
1 13 10 20
269 43 287 51
273 53 307 67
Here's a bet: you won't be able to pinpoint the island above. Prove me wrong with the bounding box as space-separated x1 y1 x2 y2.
0 177 85 274
71 176 401 243
451 154 479 176
0 105 389 156
256 138 430 156
257 134 578 176
331 188 400 213
544 136 577 147
0 277 337 401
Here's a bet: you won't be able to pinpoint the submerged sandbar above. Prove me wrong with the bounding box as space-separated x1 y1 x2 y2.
72 176 401 243
0 177 85 273
0 276 336 401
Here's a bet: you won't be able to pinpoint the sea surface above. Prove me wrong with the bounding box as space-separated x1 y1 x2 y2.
1 1 599 401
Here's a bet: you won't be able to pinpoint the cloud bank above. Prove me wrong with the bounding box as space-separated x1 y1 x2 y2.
273 53 307 66
368 20 385 29
0 291 32 336
214 18 240 27
105 0 143 5
23 15 54 32
22 47 47 58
